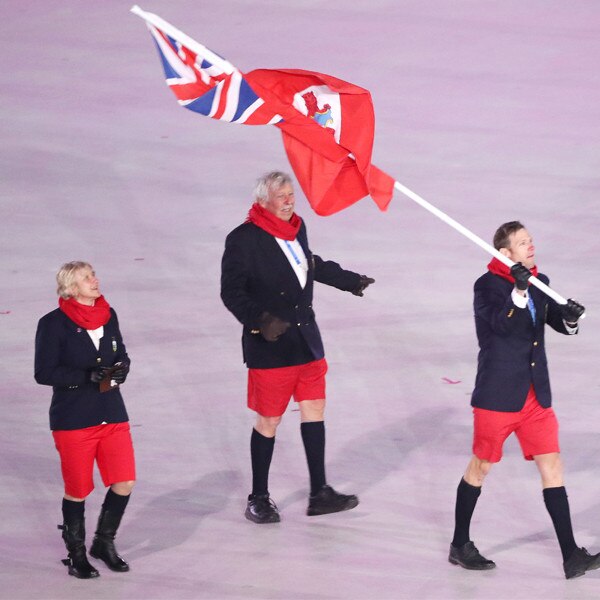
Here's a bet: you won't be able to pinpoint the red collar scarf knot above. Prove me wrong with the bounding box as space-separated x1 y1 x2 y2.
487 257 538 283
245 202 302 241
59 295 111 330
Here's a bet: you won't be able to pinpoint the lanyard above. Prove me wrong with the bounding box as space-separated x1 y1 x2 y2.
527 295 536 324
284 240 303 266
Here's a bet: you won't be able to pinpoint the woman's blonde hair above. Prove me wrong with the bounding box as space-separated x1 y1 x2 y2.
56 261 92 299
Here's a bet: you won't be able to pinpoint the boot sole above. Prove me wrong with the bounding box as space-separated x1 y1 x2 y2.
448 556 496 570
62 557 100 578
307 497 359 516
89 550 130 572
244 510 281 524
67 566 100 579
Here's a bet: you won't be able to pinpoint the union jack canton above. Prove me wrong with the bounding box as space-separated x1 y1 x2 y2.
147 23 282 125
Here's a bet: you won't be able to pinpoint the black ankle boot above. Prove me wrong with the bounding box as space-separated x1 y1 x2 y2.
58 519 99 579
89 508 129 572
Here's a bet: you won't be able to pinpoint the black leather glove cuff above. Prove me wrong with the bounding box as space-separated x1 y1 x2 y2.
352 275 375 297
111 361 130 384
89 366 108 383
258 311 290 341
562 299 585 324
510 263 532 291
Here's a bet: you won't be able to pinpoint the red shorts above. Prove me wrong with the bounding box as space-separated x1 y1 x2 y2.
473 386 559 463
53 422 136 498
247 358 328 417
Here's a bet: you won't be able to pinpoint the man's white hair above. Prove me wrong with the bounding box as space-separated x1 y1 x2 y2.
253 171 293 202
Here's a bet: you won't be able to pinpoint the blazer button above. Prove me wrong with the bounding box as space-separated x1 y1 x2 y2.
533 341 538 346
297 322 301 326
96 357 102 363
295 304 299 309
531 362 536 367
280 291 285 296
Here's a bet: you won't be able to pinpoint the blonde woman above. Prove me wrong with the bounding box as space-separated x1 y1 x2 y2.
35 261 135 579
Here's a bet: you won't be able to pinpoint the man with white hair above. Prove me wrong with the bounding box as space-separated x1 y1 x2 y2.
221 171 374 524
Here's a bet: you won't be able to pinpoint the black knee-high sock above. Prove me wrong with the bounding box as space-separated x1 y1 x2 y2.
543 486 578 561
251 428 275 496
452 478 481 547
300 421 326 495
103 488 130 517
62 498 85 522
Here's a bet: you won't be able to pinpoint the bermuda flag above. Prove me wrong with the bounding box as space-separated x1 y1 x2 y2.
132 5 394 216
247 69 394 215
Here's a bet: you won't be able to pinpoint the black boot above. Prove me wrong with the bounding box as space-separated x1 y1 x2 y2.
58 519 99 579
90 508 129 571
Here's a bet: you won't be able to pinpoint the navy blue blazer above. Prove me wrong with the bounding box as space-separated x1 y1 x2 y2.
35 307 130 430
471 271 572 412
221 220 362 369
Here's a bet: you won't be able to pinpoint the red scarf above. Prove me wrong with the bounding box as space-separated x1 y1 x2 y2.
59 295 111 330
246 202 302 241
488 257 538 283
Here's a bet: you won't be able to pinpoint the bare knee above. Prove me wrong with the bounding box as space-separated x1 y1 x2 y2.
299 399 325 422
111 480 136 496
464 456 492 487
535 453 563 488
255 415 282 437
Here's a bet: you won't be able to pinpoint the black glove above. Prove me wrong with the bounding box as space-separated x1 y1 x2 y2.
510 263 532 291
111 361 130 385
258 312 291 342
89 365 108 383
352 275 375 297
561 298 585 325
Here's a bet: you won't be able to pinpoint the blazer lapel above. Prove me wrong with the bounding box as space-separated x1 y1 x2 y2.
296 225 314 287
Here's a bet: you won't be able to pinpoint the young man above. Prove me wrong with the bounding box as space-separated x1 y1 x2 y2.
221 171 373 524
449 221 598 580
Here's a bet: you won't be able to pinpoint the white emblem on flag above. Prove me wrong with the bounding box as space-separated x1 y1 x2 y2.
293 85 342 144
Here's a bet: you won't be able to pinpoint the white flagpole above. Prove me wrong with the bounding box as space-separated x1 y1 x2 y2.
130 5 236 75
393 181 571 307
